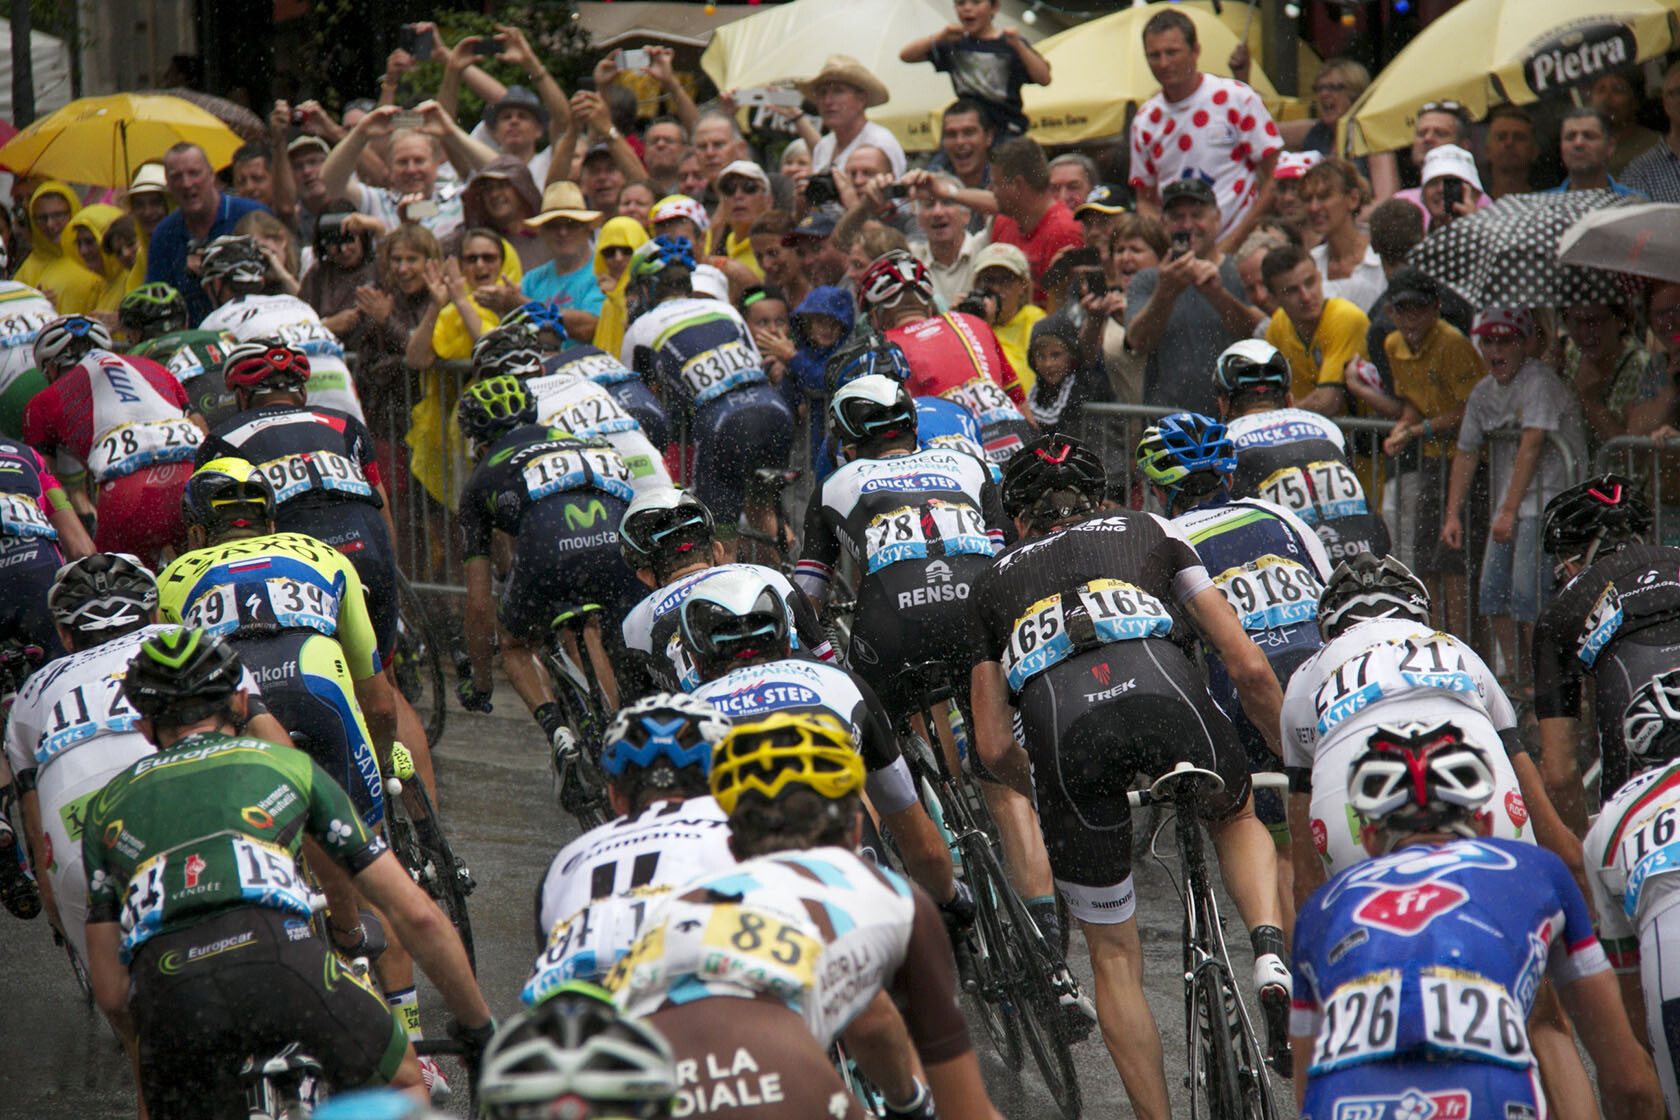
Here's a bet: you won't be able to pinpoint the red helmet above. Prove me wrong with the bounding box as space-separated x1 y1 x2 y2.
222 340 311 393
856 251 932 309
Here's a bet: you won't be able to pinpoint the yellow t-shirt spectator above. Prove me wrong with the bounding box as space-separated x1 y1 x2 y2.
1384 319 1485 459
1266 297 1370 402
992 304 1047 396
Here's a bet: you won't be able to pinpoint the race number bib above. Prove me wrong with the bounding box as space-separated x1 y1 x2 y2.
698 903 821 1000
1213 554 1320 633
231 835 317 917
1309 970 1401 1075
679 340 764 407
541 391 638 438
1420 970 1531 1068
89 418 200 479
273 320 344 359
1258 460 1367 525
521 447 635 503
119 854 169 951
940 377 1018 428
1004 579 1172 691
0 307 52 349
258 450 374 504
0 491 54 539
567 352 635 385
523 889 670 1005
184 576 340 638
36 674 141 764
861 500 992 573
1313 635 1478 737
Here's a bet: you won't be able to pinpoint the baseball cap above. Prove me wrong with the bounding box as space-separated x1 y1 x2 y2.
581 142 616 166
974 242 1031 282
1385 265 1440 306
1074 185 1128 218
285 135 330 159
783 211 838 244
1420 144 1483 192
1471 307 1535 338
717 160 770 189
1161 178 1217 209
650 194 710 233
1273 151 1325 181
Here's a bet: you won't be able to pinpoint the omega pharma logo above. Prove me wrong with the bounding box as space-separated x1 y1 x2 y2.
1523 20 1636 96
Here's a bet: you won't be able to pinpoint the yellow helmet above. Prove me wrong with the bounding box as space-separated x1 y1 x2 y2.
709 712 864 815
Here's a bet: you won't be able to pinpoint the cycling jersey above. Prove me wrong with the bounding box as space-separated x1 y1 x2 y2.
691 658 916 816
621 297 768 417
156 531 384 680
0 281 56 432
524 369 673 499
1291 838 1608 1096
1225 407 1389 563
914 396 1000 480
197 404 383 514
887 312 1034 463
0 435 72 654
23 349 201 484
609 846 970 1065
526 797 737 1000
543 342 669 449
2 625 267 963
199 293 365 423
82 729 388 960
131 328 240 428
1282 618 1529 873
1534 544 1680 792
621 564 834 694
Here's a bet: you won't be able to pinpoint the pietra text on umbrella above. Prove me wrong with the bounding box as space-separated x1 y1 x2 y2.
1524 20 1637 96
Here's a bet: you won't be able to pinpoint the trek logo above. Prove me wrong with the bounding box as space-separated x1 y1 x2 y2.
183 853 207 888
564 499 609 530
1523 21 1634 95
1090 663 1111 686
1083 677 1136 704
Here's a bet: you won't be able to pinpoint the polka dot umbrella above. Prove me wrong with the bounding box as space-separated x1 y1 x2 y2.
1408 190 1645 310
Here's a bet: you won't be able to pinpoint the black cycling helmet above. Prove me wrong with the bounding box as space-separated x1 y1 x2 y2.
1622 668 1680 772
118 282 190 338
1317 552 1430 640
48 553 159 637
618 488 715 573
121 626 245 727
1212 338 1291 399
471 323 545 382
678 569 790 679
181 457 277 533
823 334 912 395
829 374 916 447
197 234 268 289
1541 473 1651 564
1001 433 1107 526
456 376 538 444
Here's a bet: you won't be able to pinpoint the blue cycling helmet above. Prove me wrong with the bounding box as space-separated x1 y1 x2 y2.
824 336 912 394
630 235 697 280
1136 412 1236 504
601 693 730 784
502 300 569 346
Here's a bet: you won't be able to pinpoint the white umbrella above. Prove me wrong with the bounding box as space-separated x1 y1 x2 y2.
1558 201 1680 285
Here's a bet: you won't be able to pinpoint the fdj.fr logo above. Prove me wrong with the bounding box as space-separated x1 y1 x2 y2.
564 500 608 529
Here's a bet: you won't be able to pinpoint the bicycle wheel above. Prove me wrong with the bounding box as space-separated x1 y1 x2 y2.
830 1041 888 1118
393 573 447 748
387 779 477 970
954 829 1024 1071
1199 907 1280 1120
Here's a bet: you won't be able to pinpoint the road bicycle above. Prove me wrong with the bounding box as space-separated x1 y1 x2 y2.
391 570 447 748
384 741 477 969
544 605 616 830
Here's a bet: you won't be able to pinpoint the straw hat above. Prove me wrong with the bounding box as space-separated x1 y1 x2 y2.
524 181 604 228
796 55 890 109
123 163 169 199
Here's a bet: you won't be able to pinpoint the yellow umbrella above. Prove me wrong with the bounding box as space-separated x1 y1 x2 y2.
1021 2 1292 146
0 93 244 186
1183 0 1323 93
1346 0 1680 156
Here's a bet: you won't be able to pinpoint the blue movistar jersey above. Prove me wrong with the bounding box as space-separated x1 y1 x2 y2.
1291 837 1610 1079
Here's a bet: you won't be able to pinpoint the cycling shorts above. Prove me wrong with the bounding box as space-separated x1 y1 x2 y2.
605 377 670 450
95 460 193 563
233 631 384 830
1301 1056 1544 1120
847 557 989 718
1017 640 1250 926
278 502 398 662
129 906 409 1120
1594 634 1680 794
647 999 865 1120
0 537 66 658
692 385 794 527
502 498 642 643
1639 895 1680 1118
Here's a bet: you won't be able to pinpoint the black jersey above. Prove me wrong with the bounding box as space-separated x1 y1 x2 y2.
1535 543 1680 718
969 510 1214 694
455 425 635 559
1225 407 1389 562
197 404 383 514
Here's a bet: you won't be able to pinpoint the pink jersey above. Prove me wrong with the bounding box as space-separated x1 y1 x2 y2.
23 350 201 483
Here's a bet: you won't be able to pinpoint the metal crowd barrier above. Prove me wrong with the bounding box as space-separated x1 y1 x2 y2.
1597 435 1680 545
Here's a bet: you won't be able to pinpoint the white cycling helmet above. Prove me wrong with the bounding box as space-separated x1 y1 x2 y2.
678 567 789 677
829 373 915 446
1347 719 1495 847
33 314 113 374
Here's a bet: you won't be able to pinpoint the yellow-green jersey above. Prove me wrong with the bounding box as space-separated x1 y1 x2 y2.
156 531 382 679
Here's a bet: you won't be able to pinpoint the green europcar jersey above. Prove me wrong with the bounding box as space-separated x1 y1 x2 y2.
82 730 388 961
131 328 239 425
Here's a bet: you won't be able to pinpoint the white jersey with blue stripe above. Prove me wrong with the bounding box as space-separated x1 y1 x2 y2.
1584 762 1680 971
524 370 672 498
620 297 767 414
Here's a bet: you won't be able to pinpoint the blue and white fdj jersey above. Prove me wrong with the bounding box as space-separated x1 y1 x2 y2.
621 298 767 413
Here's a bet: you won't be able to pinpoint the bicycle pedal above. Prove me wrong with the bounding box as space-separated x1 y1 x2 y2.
455 864 477 895
1259 983 1293 1078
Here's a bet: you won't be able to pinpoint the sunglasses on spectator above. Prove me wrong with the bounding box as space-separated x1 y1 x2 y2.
600 246 635 259
461 252 502 265
1419 100 1469 120
719 180 764 197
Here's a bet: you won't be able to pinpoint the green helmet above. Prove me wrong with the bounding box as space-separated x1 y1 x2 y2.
118 283 190 338
457 376 537 444
121 626 245 727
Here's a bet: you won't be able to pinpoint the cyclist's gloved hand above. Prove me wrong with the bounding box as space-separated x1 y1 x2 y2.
457 678 494 713
449 1017 498 1095
883 1079 937 1120
938 879 975 931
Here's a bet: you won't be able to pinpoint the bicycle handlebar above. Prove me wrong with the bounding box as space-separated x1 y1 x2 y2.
1126 770 1287 810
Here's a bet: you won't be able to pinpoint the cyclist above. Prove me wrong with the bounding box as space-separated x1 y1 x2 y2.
80 625 495 1117
680 568 963 914
483 983 677 1120
618 487 833 697
0 432 95 658
1534 475 1680 837
0 275 57 437
473 323 674 498
505 299 671 449
1213 339 1389 564
1137 411 1332 933
120 281 240 426
23 314 207 564
1290 719 1662 1119
857 251 1035 464
454 376 644 748
195 234 366 423
190 340 437 790
608 712 1001 1120
528 694 735 989
619 236 794 558
968 432 1292 1118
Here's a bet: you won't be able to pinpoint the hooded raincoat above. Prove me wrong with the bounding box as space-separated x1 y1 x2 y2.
14 182 105 314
